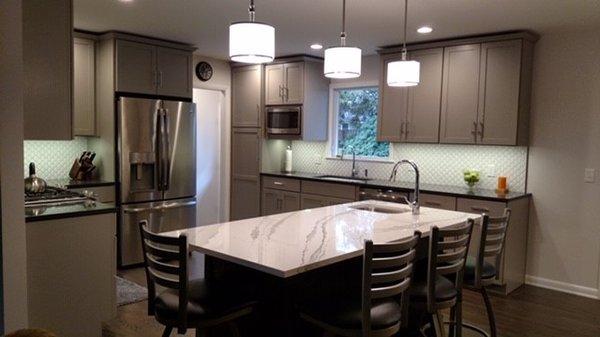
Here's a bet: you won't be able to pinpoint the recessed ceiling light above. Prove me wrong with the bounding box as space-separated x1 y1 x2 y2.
417 26 433 34
310 44 323 50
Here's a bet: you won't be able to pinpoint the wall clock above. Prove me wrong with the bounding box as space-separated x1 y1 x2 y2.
195 61 213 82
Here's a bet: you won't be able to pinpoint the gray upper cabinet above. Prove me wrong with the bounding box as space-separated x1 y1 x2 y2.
115 39 193 98
156 47 193 98
378 32 536 146
265 62 305 105
115 40 157 95
406 48 444 143
265 64 285 105
284 62 304 104
23 0 73 140
378 54 408 142
440 44 481 144
477 40 523 145
232 65 262 127
73 37 96 136
378 48 443 143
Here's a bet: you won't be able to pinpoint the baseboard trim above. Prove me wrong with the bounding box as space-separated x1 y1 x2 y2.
525 275 599 299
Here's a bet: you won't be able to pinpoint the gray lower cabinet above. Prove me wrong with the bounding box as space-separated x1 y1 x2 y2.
456 197 530 295
115 39 193 98
73 37 97 136
23 0 73 140
232 65 262 127
262 188 300 215
300 193 353 210
27 213 116 337
231 128 261 220
418 193 456 210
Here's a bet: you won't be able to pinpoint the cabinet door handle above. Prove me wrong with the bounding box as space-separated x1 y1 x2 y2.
424 201 442 207
470 206 490 213
279 85 283 98
471 121 478 141
405 121 410 137
479 121 485 140
400 122 405 136
158 71 163 88
273 181 284 186
284 86 290 101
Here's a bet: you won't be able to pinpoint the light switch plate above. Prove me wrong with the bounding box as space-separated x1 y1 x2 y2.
584 168 596 183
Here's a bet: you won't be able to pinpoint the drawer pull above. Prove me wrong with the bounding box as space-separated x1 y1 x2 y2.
273 181 284 186
425 201 442 206
471 206 490 213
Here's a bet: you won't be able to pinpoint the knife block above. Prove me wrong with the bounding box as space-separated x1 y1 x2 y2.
69 159 96 181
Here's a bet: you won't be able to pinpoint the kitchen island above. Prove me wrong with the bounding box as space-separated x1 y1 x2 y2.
166 200 480 336
169 200 479 277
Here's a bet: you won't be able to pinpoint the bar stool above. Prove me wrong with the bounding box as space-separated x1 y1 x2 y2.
298 232 421 337
410 220 475 337
460 209 512 337
138 220 258 337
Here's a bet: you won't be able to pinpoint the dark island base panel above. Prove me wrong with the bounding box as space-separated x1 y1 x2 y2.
205 253 428 337
25 202 117 222
261 171 531 202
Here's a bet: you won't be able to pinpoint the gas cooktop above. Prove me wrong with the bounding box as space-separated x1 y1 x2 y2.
25 186 89 207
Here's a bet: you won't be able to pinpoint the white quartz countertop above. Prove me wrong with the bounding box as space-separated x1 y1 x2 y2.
165 200 481 278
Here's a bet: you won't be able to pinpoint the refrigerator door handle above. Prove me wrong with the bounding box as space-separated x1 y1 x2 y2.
122 200 197 214
157 108 170 191
163 109 171 191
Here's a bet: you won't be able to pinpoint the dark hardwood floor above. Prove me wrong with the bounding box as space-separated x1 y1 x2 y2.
106 257 600 337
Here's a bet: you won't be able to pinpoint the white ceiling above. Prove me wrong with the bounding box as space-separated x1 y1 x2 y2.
74 0 600 59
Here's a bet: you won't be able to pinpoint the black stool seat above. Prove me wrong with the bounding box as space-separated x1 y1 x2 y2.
300 296 402 331
154 279 257 327
411 275 458 302
464 256 497 285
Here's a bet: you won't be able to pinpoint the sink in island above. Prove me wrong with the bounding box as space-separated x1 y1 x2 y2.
166 200 480 278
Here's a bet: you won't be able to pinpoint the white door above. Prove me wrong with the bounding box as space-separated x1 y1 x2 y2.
194 89 226 226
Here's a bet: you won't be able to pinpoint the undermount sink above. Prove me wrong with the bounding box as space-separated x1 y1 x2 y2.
349 203 410 214
316 175 371 183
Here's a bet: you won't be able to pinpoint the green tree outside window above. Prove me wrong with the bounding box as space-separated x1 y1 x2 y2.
336 87 389 157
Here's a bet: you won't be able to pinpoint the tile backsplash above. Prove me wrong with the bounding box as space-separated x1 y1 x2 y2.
23 137 90 180
275 141 528 192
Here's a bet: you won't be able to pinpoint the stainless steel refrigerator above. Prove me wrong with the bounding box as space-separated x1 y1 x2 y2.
117 97 197 267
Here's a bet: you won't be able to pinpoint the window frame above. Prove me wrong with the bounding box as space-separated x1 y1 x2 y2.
327 81 392 162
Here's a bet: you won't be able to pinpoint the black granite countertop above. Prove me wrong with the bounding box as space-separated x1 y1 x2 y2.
261 171 531 202
25 201 117 222
46 179 116 189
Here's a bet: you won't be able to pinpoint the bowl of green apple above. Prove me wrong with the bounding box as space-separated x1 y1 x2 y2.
463 169 480 188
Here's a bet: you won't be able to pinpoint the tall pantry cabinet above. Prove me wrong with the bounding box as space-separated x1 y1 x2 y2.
230 65 263 220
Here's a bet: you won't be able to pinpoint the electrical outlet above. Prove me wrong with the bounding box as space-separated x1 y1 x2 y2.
584 168 596 183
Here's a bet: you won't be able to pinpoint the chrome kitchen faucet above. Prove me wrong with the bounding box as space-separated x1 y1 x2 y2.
389 159 420 215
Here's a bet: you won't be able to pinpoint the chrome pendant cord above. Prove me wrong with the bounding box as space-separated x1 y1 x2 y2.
340 0 347 46
402 0 408 60
248 0 255 22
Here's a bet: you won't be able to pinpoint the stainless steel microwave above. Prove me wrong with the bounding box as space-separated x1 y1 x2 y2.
266 105 302 136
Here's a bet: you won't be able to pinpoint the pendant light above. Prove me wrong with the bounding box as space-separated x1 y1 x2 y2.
387 0 420 86
324 0 362 79
229 0 275 64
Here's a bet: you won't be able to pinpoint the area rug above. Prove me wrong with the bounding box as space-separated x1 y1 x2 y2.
116 276 148 306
